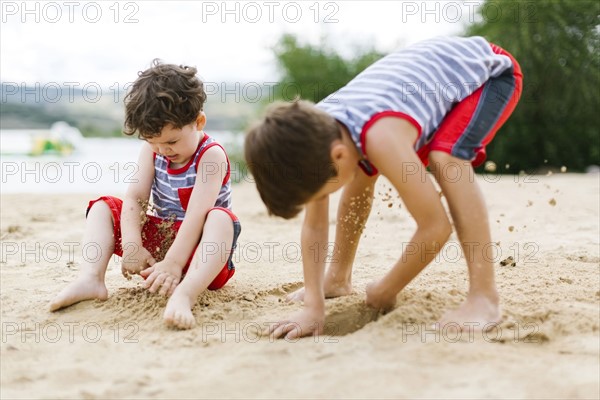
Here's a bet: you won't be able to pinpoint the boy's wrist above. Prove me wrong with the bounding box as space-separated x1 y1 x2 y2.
301 301 326 325
121 237 143 247
162 256 186 271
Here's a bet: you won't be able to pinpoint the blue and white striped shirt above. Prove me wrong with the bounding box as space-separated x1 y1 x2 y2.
316 36 513 172
151 134 231 221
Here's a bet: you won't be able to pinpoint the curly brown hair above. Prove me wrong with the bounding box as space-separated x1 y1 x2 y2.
244 100 341 219
124 59 207 138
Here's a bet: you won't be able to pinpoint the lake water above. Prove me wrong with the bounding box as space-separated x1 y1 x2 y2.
1 132 244 194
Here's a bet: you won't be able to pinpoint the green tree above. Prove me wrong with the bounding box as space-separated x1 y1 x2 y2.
466 0 600 171
273 34 384 103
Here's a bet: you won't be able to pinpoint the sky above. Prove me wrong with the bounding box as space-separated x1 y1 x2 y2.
1 1 482 89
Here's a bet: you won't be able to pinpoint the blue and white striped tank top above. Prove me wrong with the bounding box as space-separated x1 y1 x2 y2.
316 36 513 174
151 134 231 221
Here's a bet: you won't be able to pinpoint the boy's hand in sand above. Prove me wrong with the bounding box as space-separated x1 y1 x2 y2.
140 257 183 296
365 279 397 312
121 243 156 278
267 306 325 340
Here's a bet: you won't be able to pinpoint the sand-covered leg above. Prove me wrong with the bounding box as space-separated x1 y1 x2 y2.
49 201 114 311
428 151 501 328
163 209 234 329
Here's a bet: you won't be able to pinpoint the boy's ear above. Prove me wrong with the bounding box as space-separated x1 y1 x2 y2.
330 142 348 162
195 112 207 130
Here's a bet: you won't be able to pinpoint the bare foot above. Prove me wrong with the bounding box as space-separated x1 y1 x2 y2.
286 280 353 303
438 294 501 331
365 279 397 312
49 275 108 312
163 287 196 330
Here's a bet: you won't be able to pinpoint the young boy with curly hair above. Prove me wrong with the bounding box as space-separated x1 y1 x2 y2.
50 60 241 330
245 36 522 339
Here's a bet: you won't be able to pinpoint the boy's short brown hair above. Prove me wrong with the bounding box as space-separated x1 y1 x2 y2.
244 100 341 219
124 59 207 138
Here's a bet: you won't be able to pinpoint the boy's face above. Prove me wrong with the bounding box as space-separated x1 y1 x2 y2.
310 175 349 201
146 114 205 166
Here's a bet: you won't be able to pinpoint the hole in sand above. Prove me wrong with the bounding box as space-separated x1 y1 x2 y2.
323 301 381 336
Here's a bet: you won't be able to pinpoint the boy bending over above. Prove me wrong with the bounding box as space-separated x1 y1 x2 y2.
245 36 522 339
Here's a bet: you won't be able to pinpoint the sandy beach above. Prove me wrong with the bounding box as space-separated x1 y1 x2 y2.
1 173 599 399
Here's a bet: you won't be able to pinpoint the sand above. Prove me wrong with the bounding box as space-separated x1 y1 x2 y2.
1 174 599 399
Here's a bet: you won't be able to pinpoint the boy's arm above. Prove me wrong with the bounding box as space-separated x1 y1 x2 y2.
121 143 156 275
300 196 329 312
165 146 226 265
366 118 452 302
143 146 227 293
270 195 329 339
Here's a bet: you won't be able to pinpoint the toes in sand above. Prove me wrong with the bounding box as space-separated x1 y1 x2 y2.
49 276 108 312
163 291 196 330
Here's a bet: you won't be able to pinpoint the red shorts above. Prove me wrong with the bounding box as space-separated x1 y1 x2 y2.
88 196 240 290
415 43 524 166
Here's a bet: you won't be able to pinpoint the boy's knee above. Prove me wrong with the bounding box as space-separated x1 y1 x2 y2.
203 208 238 247
428 151 472 172
428 150 453 166
88 200 112 218
206 208 235 227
